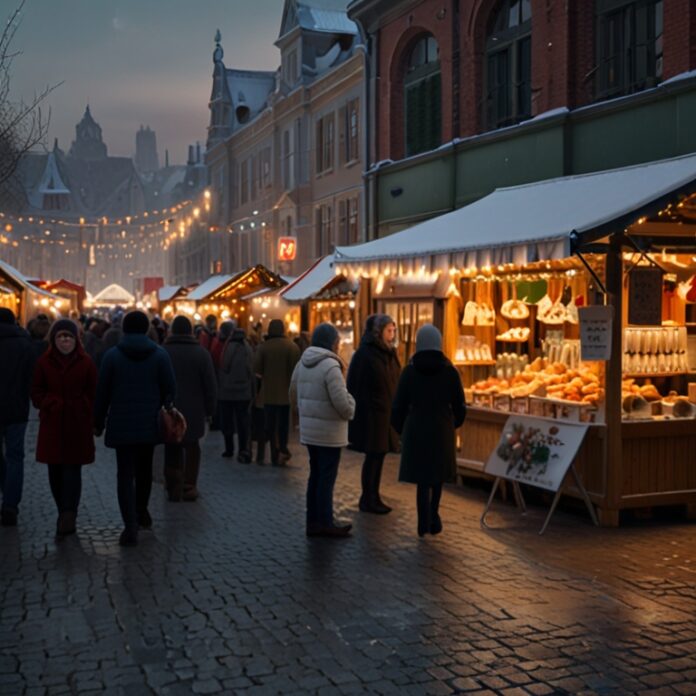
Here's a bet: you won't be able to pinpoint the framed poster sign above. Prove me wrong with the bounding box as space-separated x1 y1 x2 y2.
628 267 663 326
484 415 589 492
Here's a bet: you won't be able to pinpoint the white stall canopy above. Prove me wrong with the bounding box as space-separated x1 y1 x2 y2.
334 153 696 275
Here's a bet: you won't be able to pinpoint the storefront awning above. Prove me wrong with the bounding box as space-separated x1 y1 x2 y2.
334 153 696 273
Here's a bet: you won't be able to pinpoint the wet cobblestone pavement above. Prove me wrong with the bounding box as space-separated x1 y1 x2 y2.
1 417 695 695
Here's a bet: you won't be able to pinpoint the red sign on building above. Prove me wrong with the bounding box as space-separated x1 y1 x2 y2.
278 236 297 261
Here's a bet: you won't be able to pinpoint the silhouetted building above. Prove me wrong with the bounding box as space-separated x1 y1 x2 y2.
135 125 159 174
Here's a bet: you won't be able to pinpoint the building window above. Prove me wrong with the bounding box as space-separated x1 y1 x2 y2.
596 0 663 99
404 35 441 157
286 49 297 86
341 98 360 163
315 203 333 256
261 147 272 188
316 113 335 174
348 196 359 245
484 0 532 130
283 130 293 190
240 159 249 204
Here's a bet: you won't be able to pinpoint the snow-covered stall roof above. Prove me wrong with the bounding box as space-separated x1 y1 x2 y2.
334 153 696 271
0 259 59 299
158 285 185 302
281 255 341 301
187 275 235 301
92 284 135 306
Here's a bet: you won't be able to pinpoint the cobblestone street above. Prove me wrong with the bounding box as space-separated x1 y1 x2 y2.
1 417 696 695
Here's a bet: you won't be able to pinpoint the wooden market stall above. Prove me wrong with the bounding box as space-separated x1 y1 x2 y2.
280 255 358 362
167 264 286 329
42 279 87 313
0 259 68 323
334 153 696 526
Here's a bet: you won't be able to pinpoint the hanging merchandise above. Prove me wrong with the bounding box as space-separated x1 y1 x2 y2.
462 301 495 326
500 298 529 319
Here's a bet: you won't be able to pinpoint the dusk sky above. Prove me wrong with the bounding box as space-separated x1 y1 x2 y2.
11 0 285 165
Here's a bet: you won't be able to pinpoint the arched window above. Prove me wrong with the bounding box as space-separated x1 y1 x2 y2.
404 34 441 157
484 0 532 130
596 0 663 99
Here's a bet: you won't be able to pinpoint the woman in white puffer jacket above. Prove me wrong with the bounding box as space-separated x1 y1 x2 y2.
290 323 356 538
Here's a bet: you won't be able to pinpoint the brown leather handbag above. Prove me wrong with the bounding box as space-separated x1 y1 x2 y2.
158 406 187 444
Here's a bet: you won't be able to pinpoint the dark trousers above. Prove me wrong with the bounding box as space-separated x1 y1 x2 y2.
164 441 201 499
0 422 27 511
360 452 386 505
47 465 82 513
264 404 290 464
220 400 251 455
306 445 341 529
115 445 154 531
416 483 443 530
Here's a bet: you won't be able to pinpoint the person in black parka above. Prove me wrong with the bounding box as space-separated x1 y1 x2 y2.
94 310 176 547
0 308 35 527
163 316 217 501
347 314 401 514
391 324 466 537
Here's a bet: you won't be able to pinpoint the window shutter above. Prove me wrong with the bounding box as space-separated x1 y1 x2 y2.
338 200 347 245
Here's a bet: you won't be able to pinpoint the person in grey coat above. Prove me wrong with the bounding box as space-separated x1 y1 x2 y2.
218 324 255 463
163 316 217 501
290 323 355 538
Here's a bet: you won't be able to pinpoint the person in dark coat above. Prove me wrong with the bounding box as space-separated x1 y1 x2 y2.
163 316 217 501
94 310 176 546
254 319 300 466
198 314 217 351
347 314 401 514
391 324 466 537
218 323 255 463
211 320 235 370
27 313 52 359
0 308 35 527
31 319 97 536
83 318 107 366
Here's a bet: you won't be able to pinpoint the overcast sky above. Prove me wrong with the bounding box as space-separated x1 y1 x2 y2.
10 0 284 164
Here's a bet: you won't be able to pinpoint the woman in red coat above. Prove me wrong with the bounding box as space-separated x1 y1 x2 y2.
31 319 97 536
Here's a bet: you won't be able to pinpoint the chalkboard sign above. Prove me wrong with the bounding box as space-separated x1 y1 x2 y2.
628 267 663 326
579 305 614 361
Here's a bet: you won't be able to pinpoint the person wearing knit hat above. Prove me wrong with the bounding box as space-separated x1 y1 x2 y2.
346 314 401 514
253 319 300 466
31 318 97 537
290 323 355 537
94 306 177 546
0 308 33 527
163 316 217 501
391 324 466 537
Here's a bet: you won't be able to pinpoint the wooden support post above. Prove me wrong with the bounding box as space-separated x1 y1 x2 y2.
603 234 624 525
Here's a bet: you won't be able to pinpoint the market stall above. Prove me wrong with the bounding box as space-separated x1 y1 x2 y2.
334 153 696 526
280 255 358 362
164 264 286 329
0 259 67 323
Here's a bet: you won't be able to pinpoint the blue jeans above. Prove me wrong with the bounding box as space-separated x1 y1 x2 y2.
306 445 341 529
0 422 27 511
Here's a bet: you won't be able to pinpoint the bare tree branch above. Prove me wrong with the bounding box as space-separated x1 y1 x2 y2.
0 0 62 188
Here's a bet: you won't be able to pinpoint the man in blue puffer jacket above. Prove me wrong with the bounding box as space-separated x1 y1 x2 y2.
95 310 176 546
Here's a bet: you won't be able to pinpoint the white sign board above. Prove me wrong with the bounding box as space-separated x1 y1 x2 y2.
578 305 614 361
484 416 589 492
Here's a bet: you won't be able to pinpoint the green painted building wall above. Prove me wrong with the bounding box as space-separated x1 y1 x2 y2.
372 78 696 238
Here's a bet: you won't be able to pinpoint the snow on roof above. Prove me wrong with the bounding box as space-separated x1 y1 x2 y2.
37 151 70 195
158 285 184 302
0 259 57 298
281 255 339 301
225 69 276 128
92 284 135 304
298 2 358 35
186 275 235 301
335 153 696 269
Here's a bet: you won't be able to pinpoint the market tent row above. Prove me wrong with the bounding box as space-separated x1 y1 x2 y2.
160 264 287 328
334 152 696 526
0 259 72 323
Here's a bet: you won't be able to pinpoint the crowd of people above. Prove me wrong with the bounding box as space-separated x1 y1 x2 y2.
0 304 466 544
